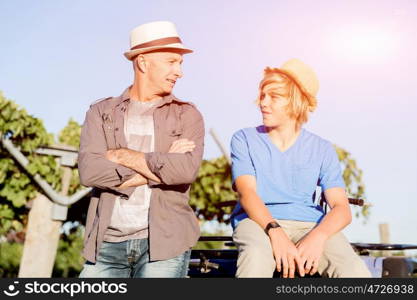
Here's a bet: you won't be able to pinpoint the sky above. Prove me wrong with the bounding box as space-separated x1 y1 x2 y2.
1 0 417 251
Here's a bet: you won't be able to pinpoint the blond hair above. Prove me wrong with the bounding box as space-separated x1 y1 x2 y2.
256 67 317 128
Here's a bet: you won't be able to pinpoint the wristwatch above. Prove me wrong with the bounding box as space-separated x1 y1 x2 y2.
264 221 281 235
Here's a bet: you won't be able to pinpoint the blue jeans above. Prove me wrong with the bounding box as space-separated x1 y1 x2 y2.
79 238 191 278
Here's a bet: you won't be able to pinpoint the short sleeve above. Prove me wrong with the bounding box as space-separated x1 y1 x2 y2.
319 142 346 191
230 130 256 188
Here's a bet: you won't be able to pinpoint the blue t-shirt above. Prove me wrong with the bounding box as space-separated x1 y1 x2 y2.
230 126 345 228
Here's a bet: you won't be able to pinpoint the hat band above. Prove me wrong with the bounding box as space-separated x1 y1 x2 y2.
131 37 182 50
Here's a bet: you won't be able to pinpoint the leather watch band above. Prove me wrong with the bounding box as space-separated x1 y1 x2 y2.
264 221 281 235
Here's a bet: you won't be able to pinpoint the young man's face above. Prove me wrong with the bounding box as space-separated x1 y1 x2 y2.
142 50 183 96
259 83 292 128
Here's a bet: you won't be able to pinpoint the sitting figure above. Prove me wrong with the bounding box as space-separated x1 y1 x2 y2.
230 59 371 278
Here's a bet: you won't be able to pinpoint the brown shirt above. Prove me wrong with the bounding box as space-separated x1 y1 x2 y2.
78 87 204 262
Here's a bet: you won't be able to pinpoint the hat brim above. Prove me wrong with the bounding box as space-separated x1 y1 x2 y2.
264 67 317 98
124 43 193 60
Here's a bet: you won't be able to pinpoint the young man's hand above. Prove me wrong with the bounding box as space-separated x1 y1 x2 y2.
295 231 327 276
269 229 305 278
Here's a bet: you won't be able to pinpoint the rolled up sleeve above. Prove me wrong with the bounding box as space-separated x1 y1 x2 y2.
144 105 205 186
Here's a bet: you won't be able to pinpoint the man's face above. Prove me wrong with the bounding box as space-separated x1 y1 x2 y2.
141 50 184 96
259 83 292 128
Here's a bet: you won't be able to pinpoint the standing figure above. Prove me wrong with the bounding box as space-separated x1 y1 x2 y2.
78 21 204 278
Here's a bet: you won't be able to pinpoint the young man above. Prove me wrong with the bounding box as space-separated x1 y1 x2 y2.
78 21 204 278
230 59 371 278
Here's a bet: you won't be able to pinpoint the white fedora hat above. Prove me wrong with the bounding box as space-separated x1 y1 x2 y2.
124 21 193 60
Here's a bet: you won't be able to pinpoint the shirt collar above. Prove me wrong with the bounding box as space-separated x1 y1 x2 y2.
117 86 189 108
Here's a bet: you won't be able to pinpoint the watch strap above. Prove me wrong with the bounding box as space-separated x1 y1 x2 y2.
264 221 281 235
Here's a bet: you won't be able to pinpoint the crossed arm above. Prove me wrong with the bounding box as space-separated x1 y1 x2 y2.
106 139 196 189
78 104 204 194
235 175 352 278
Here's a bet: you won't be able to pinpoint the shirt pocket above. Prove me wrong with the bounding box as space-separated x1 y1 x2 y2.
292 163 320 196
101 113 117 149
165 126 183 138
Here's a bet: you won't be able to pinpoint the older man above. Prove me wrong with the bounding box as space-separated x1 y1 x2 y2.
78 21 204 278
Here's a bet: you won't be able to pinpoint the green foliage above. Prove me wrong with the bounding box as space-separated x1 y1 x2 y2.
335 145 369 221
0 92 54 151
190 156 237 223
58 120 82 196
58 118 81 148
0 91 85 277
52 227 85 278
193 227 235 250
0 92 61 235
0 228 85 278
0 92 84 236
370 250 406 257
68 169 81 196
0 241 23 277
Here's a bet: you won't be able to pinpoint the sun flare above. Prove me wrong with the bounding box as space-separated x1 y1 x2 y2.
329 25 397 62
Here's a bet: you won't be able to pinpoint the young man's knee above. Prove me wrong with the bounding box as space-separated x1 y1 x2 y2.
236 250 275 278
328 257 372 278
239 245 273 261
345 257 372 277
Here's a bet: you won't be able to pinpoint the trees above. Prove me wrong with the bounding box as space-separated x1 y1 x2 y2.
0 92 84 277
0 91 58 238
190 156 236 222
335 146 369 220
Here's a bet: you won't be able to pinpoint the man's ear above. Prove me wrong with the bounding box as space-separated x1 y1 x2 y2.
136 54 147 73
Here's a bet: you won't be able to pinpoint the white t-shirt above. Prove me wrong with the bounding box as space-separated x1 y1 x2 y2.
104 98 162 242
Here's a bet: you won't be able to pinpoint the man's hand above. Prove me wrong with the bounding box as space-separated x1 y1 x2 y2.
105 139 195 165
269 229 305 278
296 231 327 276
105 148 128 164
118 173 148 189
168 139 195 153
105 139 196 185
